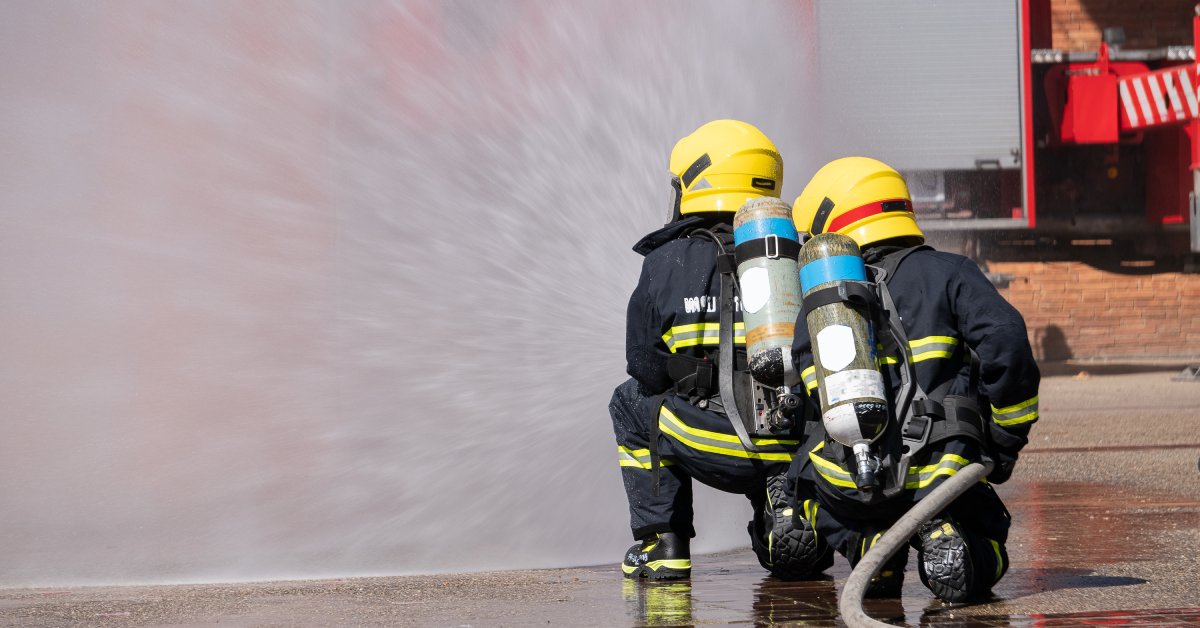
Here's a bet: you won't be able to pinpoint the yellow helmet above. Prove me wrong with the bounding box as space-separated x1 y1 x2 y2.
792 157 924 247
669 120 782 216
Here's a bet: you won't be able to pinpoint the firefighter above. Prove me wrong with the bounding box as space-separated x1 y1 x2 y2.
611 120 832 581
788 157 1040 602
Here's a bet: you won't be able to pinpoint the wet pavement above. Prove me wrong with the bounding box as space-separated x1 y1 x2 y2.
2 368 1198 627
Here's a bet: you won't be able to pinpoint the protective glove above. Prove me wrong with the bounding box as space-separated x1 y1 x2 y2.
984 419 1027 485
986 450 1018 484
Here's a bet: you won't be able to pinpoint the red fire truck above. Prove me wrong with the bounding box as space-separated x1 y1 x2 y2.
807 2 1200 270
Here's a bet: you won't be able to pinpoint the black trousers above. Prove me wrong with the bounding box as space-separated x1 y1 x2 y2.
609 378 798 540
791 442 1012 591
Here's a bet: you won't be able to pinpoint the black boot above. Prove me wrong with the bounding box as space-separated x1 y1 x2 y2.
864 547 907 598
749 475 833 580
621 532 691 580
917 518 974 602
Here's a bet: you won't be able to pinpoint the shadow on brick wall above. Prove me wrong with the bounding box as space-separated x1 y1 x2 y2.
1037 324 1073 361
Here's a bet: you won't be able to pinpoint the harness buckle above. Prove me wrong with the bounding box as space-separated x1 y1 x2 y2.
902 415 930 441
912 398 946 420
694 360 714 396
765 234 779 259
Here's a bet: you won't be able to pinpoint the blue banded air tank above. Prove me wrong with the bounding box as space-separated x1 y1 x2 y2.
799 232 887 490
733 197 802 388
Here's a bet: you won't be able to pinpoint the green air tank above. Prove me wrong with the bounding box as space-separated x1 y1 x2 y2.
798 232 888 490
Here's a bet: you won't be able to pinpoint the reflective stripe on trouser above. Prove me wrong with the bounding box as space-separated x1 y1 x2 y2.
651 399 798 496
791 461 1012 590
610 379 802 539
618 446 673 469
610 378 694 539
807 441 971 491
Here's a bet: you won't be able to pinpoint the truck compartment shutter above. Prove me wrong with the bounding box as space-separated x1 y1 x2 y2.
815 1 1021 172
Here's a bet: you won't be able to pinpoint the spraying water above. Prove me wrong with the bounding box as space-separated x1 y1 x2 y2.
0 1 822 586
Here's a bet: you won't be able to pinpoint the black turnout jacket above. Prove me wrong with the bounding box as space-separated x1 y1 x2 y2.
790 245 1040 516
625 216 741 394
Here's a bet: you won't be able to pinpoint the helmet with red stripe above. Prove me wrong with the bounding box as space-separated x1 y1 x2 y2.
792 157 924 248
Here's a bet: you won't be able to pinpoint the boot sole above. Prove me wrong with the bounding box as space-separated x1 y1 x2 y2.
759 478 833 580
919 525 973 603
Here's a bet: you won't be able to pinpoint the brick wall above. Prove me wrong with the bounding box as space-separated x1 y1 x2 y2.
990 261 1200 362
1050 0 1196 52
1022 1 1200 363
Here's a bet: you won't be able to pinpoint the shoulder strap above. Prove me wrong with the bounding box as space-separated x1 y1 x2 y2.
717 268 763 450
872 248 934 498
686 226 736 274
874 245 932 285
873 244 991 496
687 227 771 451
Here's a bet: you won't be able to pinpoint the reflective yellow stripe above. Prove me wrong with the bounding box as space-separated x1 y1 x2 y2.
668 335 746 351
875 335 959 365
807 442 858 488
801 365 817 392
990 539 1004 580
660 406 798 447
992 395 1039 426
809 441 971 490
993 410 1038 426
993 396 1037 414
658 423 794 461
659 410 794 462
619 459 673 469
665 323 713 336
878 350 954 364
801 499 821 544
646 559 691 571
910 454 970 474
617 445 672 469
663 322 747 338
662 322 746 353
903 454 968 489
910 335 957 348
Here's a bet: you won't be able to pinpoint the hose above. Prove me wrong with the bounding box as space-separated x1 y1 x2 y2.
838 460 994 628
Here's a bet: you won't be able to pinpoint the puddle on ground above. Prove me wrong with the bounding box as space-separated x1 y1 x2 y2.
614 478 1200 627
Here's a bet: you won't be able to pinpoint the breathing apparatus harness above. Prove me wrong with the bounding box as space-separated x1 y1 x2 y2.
660 224 804 440
817 245 988 499
646 224 807 490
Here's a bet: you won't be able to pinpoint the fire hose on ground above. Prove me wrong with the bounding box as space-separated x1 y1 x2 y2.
838 460 994 628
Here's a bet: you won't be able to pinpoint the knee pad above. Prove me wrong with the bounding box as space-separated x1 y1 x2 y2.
749 475 833 580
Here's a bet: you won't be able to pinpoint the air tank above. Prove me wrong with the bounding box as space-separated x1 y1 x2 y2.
733 197 802 389
798 232 888 490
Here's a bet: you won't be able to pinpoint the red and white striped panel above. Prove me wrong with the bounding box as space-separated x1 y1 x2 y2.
1118 64 1200 130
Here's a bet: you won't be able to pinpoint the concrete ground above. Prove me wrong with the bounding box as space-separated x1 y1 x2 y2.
2 367 1198 627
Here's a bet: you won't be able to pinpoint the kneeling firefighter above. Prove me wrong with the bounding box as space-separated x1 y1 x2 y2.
787 157 1040 602
610 119 832 581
